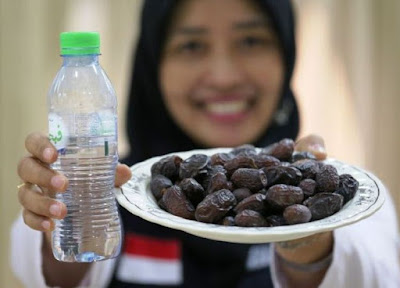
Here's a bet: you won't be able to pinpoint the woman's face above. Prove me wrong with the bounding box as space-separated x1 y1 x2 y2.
160 0 284 147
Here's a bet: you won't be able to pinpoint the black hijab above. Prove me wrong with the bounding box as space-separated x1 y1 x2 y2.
124 0 299 166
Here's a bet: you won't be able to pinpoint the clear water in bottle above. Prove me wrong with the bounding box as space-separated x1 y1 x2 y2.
48 32 122 262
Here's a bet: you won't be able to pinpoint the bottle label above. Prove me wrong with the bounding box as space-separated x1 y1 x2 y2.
74 111 116 136
48 113 69 153
98 110 117 136
48 111 116 154
73 111 117 155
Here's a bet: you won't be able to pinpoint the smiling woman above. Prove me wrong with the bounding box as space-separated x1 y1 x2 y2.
160 0 284 147
126 0 299 165
7 0 400 288
160 1 284 146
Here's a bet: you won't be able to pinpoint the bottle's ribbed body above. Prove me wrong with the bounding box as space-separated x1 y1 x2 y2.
48 50 122 262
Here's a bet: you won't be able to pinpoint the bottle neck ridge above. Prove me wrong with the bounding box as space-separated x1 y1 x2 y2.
62 54 99 66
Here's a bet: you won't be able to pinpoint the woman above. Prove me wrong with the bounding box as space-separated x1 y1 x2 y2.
12 0 400 287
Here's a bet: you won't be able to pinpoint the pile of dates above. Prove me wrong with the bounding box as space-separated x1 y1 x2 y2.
150 139 359 227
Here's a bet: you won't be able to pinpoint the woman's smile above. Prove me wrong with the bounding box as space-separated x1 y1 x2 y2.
192 93 257 124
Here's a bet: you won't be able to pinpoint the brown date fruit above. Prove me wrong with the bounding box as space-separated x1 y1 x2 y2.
231 168 268 192
316 164 339 192
220 216 235 226
291 159 319 179
298 179 317 198
150 174 173 201
163 185 195 220
195 189 237 223
283 204 312 224
235 210 267 227
179 154 210 180
335 174 359 203
210 153 234 166
201 165 227 190
260 138 295 161
262 166 302 187
252 154 281 169
231 144 257 156
265 184 304 209
265 215 286 226
317 161 327 171
258 188 268 195
234 193 267 214
224 156 257 176
291 151 317 162
179 178 205 206
303 192 344 220
151 155 182 181
152 139 357 227
207 172 230 194
158 197 167 211
209 165 227 175
233 188 253 202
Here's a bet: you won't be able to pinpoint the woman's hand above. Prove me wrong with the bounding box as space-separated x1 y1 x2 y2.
274 134 333 288
17 132 132 233
16 132 132 287
294 134 327 161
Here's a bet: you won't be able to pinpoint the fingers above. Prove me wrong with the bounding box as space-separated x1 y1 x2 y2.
23 209 55 232
19 183 67 232
18 184 67 220
115 164 132 187
25 132 58 164
20 132 67 193
295 134 327 160
17 156 68 193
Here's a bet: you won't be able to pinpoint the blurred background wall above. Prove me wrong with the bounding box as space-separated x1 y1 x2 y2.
1 0 399 287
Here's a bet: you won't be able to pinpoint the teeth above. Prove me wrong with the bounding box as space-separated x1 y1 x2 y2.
205 100 247 114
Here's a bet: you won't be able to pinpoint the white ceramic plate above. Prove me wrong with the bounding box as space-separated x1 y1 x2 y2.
116 148 385 244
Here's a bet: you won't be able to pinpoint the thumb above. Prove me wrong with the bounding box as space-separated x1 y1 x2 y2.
295 134 327 160
115 163 132 187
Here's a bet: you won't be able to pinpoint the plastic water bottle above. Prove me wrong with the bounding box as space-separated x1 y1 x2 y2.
48 32 122 262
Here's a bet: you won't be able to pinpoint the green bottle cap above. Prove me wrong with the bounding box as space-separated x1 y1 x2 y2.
60 32 100 55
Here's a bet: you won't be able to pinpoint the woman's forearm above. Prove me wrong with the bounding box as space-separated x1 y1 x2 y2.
275 232 333 288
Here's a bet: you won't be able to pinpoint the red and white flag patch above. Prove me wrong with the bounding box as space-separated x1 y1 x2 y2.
116 233 183 285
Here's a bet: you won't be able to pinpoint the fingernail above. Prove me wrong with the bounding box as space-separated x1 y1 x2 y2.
43 148 54 161
310 144 326 153
51 175 65 190
42 220 51 230
50 204 61 217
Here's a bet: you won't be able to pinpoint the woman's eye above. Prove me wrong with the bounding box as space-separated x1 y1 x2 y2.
177 41 205 54
239 36 271 49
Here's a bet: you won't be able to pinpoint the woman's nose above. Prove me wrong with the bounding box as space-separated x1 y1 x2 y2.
205 52 244 90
